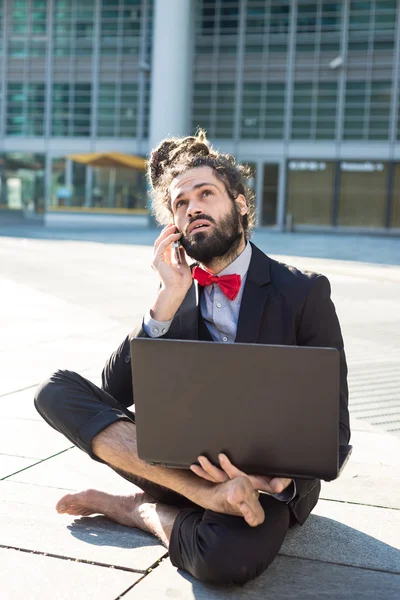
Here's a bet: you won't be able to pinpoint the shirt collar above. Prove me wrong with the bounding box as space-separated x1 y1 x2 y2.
216 242 252 279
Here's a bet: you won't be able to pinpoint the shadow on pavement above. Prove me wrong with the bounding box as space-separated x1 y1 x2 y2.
66 513 400 573
67 515 161 550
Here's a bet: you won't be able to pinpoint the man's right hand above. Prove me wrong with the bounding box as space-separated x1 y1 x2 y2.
150 224 193 321
197 475 265 527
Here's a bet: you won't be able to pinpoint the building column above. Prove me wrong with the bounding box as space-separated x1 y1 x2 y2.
149 0 193 152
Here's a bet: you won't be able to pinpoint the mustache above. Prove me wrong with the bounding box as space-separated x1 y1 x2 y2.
184 214 216 235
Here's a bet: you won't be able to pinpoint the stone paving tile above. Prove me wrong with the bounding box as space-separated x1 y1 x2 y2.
0 455 38 479
321 461 400 510
8 446 139 492
0 336 123 397
124 554 400 600
0 547 140 600
0 387 42 420
0 417 72 460
0 275 119 352
281 500 400 573
320 428 400 509
347 430 400 466
0 481 167 571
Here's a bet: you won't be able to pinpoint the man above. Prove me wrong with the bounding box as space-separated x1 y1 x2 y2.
35 131 350 586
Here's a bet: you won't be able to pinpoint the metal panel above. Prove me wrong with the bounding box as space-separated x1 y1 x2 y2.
137 0 150 153
0 0 8 143
44 0 54 140
233 0 246 150
389 0 400 148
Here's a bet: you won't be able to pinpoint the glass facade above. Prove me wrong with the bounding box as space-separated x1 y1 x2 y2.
286 160 335 225
50 158 148 211
390 163 400 228
1 0 153 139
0 0 399 230
192 0 399 144
338 161 388 227
0 152 45 213
262 164 279 226
286 159 396 228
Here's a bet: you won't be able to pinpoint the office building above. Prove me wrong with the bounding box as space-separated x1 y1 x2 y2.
0 0 399 232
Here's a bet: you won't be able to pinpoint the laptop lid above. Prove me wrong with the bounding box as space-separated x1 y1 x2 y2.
130 338 346 481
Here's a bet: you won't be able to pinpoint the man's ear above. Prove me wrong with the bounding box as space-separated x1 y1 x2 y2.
235 194 248 216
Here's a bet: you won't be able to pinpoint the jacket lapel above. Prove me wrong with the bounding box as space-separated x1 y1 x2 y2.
235 243 272 343
175 280 200 340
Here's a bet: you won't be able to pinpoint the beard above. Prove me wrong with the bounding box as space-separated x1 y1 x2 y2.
180 203 243 265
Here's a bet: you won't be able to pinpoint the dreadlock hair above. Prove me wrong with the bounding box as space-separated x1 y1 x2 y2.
147 129 257 239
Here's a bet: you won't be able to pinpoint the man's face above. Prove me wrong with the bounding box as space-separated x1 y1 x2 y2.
169 166 248 264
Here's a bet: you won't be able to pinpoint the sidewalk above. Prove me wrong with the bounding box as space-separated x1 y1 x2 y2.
0 228 399 599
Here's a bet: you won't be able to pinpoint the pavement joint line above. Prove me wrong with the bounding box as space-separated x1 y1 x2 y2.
351 401 400 407
0 362 107 401
3 479 82 493
0 383 39 398
319 497 400 511
0 446 74 480
0 544 148 575
3 417 45 422
114 554 170 599
0 452 41 459
277 553 400 576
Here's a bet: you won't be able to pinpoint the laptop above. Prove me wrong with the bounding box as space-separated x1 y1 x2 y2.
130 338 352 481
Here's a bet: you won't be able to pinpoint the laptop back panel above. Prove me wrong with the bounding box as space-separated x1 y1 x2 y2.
130 338 340 480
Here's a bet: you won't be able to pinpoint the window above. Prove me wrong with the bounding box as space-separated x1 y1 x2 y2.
286 160 335 225
391 163 400 228
292 82 338 140
0 152 45 213
199 0 240 37
344 81 391 141
6 83 45 136
338 161 388 227
192 82 235 139
51 83 91 136
100 0 142 56
97 82 141 137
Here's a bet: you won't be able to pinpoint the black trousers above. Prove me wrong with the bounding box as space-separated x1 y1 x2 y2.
35 369 291 585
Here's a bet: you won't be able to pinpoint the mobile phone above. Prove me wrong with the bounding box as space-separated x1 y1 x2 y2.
172 240 182 264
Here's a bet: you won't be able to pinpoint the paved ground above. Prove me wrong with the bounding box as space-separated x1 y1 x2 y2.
0 222 399 599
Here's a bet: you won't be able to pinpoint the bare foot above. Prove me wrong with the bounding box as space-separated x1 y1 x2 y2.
209 476 265 527
55 489 154 529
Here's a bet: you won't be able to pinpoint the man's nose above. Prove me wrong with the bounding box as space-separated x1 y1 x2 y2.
187 201 202 219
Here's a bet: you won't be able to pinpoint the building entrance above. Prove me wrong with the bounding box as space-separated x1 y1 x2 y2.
261 164 279 226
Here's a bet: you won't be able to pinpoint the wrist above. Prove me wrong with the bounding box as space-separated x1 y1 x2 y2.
181 476 215 509
150 286 187 321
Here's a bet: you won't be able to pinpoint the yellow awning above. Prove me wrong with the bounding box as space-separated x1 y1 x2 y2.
67 152 146 170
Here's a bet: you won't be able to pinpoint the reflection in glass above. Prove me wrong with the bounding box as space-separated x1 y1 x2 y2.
392 163 400 228
262 164 279 226
338 161 387 227
91 167 148 211
0 153 45 214
49 158 148 213
286 161 334 225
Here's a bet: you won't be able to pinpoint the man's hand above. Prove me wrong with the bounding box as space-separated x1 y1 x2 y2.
150 224 193 321
190 454 293 495
152 224 192 291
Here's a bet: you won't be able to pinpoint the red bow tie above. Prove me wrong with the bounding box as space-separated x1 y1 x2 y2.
192 266 241 301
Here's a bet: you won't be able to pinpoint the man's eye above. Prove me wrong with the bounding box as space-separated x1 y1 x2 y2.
176 200 186 209
202 189 212 197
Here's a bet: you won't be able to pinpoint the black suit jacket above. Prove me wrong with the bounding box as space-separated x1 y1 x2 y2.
102 242 350 525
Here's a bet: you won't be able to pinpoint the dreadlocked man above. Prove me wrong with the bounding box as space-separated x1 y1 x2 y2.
35 131 350 586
